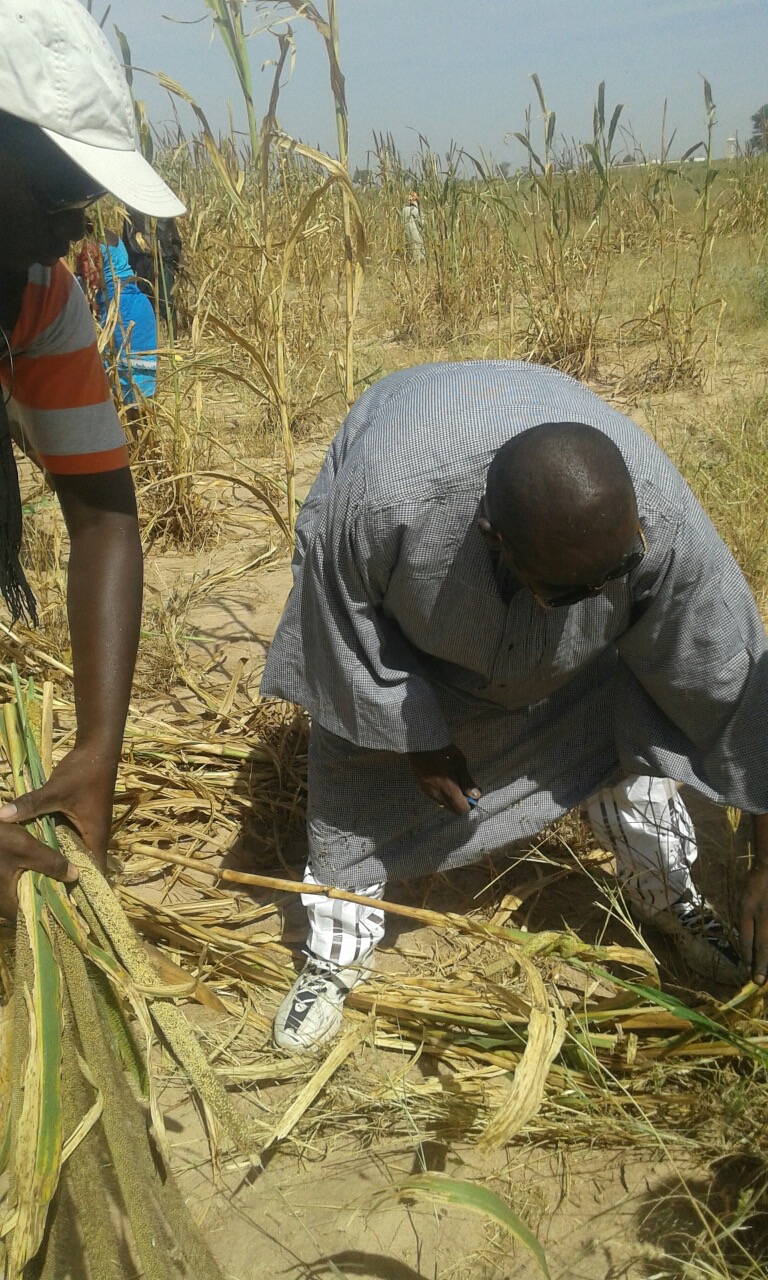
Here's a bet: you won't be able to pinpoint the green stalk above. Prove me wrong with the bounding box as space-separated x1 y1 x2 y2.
35 996 125 1280
58 933 182 1280
0 667 248 1276
2 688 63 1279
59 825 262 1162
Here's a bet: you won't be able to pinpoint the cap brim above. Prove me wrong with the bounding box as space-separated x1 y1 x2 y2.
42 129 186 218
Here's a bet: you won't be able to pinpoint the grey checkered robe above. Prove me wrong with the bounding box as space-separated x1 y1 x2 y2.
261 361 768 888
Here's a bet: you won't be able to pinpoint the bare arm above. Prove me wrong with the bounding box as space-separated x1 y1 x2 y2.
0 467 142 883
58 468 142 769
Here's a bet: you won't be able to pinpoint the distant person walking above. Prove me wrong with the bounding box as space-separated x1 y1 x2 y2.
402 190 425 265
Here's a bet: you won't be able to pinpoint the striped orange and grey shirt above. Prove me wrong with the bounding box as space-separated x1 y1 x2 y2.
1 261 129 475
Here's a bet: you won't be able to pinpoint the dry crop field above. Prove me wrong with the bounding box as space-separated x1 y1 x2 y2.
2 4 768 1278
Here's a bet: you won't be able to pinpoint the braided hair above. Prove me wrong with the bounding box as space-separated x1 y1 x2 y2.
0 331 37 625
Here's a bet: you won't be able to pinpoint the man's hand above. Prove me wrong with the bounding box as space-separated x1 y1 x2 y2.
0 825 78 920
409 744 481 815
0 744 115 869
0 743 116 918
739 814 768 985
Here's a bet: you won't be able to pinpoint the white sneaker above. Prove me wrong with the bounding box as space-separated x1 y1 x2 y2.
273 957 371 1050
632 896 744 985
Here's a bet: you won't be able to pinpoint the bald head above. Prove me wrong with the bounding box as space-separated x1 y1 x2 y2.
484 422 638 586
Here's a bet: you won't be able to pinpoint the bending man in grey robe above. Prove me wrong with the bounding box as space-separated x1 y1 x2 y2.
261 360 768 1050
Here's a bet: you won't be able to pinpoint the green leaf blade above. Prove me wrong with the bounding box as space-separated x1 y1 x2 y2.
387 1174 551 1280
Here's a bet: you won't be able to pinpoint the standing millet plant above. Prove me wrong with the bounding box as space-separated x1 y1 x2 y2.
203 0 365 532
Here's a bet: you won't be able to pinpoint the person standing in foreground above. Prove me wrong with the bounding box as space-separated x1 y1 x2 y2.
0 0 184 916
262 360 768 1050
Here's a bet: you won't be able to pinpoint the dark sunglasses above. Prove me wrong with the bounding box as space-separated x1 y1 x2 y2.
537 525 648 609
29 175 107 218
41 190 106 217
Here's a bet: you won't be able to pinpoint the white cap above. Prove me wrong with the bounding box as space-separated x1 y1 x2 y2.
0 0 185 218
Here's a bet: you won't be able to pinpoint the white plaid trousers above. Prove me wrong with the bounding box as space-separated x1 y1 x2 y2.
303 774 698 969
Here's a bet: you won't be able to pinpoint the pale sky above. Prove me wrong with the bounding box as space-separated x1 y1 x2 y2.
92 0 767 167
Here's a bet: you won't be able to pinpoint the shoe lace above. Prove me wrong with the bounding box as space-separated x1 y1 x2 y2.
672 901 741 962
296 965 346 999
674 902 726 934
297 974 329 996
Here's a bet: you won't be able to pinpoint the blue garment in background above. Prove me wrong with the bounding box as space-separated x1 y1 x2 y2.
97 238 157 404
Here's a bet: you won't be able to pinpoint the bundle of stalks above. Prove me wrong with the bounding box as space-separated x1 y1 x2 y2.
0 669 265 1279
119 858 768 1077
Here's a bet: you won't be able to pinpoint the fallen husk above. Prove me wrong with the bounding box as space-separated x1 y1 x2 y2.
477 951 566 1150
0 668 252 1279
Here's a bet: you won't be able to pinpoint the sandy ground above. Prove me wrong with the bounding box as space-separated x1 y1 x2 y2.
169 1124 710 1280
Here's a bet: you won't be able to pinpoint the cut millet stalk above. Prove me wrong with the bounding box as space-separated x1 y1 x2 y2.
57 824 264 1165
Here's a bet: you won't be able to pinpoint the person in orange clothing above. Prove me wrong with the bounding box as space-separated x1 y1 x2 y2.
0 0 184 916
